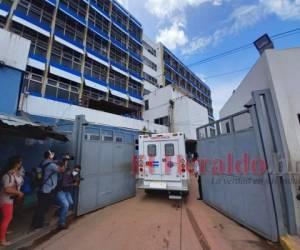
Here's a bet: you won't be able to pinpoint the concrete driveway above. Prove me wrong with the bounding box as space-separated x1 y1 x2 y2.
36 177 282 250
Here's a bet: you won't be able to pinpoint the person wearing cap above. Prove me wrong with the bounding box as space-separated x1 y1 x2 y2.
31 151 64 230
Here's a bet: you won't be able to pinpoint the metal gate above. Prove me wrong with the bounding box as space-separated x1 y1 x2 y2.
73 115 136 216
196 89 297 242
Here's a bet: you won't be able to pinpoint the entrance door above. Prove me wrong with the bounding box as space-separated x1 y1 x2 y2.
144 141 161 181
161 140 181 181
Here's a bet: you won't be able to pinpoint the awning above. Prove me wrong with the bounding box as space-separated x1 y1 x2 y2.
109 89 129 100
0 114 68 142
129 96 144 105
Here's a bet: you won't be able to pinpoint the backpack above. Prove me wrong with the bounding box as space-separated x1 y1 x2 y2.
31 162 53 189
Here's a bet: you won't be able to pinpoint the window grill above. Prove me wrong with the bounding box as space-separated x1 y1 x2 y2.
22 67 44 95
128 79 142 97
51 42 83 72
128 57 142 76
88 8 109 34
111 25 128 48
17 0 53 26
109 69 127 91
82 86 106 104
129 20 142 41
92 0 110 15
84 57 108 82
56 11 84 43
110 45 127 68
46 74 80 103
11 23 49 58
0 0 13 6
143 72 158 86
60 0 87 19
86 30 109 57
143 56 157 71
108 94 126 107
111 5 128 29
129 39 142 56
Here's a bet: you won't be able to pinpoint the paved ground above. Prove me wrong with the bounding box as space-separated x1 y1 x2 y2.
36 177 282 250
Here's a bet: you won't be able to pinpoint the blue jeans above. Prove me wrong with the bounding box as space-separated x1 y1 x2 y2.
57 191 73 226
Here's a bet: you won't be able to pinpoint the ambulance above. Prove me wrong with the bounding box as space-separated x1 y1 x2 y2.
137 133 189 197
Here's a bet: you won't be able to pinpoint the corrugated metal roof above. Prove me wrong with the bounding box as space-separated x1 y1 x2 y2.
0 114 68 142
0 114 39 127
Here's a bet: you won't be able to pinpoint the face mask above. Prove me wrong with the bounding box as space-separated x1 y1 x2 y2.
72 171 78 176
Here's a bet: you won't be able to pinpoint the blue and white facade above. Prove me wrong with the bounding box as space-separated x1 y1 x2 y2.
1 0 144 119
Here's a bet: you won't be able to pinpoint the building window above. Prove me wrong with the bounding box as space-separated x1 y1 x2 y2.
22 67 44 95
60 0 87 19
86 30 109 58
92 0 110 14
109 69 127 91
154 116 169 126
111 4 128 29
129 57 142 76
143 40 156 57
129 38 142 57
145 100 149 110
129 20 142 41
11 23 49 58
143 72 158 86
51 42 83 72
110 45 127 68
88 8 109 35
84 57 108 82
128 79 142 97
17 0 53 26
143 56 157 71
111 24 128 48
56 11 84 43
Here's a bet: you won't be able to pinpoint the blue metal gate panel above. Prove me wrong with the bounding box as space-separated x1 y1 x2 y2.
198 128 278 241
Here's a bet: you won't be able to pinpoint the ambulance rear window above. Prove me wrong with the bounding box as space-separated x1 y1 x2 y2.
147 144 156 157
165 144 174 156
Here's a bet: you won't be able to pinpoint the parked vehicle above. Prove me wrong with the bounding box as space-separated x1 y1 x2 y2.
137 133 189 198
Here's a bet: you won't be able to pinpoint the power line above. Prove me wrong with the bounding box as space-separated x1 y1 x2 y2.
203 66 251 80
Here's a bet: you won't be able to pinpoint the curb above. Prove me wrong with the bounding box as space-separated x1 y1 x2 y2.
280 235 297 250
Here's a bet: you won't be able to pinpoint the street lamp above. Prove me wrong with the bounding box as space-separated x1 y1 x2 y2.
253 33 274 55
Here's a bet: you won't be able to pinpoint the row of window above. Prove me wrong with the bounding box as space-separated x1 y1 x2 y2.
164 51 210 96
143 72 158 86
143 40 157 57
143 56 157 71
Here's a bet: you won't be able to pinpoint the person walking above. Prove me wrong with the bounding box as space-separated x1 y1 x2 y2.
31 151 64 230
193 152 203 200
0 156 24 246
56 158 74 230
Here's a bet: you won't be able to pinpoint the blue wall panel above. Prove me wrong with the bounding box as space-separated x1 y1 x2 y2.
0 66 23 115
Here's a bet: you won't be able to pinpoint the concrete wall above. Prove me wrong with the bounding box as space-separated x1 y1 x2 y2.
219 47 300 234
0 28 30 71
142 34 160 92
174 97 209 140
144 85 209 139
0 67 23 115
20 94 168 133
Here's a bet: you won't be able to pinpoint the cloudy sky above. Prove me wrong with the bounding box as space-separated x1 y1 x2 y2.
117 0 300 117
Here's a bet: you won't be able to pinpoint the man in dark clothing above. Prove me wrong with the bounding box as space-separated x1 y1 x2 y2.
56 161 78 229
193 152 203 200
31 151 64 230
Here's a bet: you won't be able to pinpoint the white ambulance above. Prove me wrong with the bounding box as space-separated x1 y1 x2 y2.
137 133 189 196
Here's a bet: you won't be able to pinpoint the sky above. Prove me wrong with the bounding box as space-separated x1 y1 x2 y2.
117 0 300 117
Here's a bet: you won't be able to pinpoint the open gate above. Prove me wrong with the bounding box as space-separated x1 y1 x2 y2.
73 115 137 216
196 89 297 242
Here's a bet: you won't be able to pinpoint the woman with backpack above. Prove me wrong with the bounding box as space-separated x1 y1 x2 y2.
0 156 24 246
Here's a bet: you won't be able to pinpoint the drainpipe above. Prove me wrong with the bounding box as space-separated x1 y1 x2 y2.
169 99 175 133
